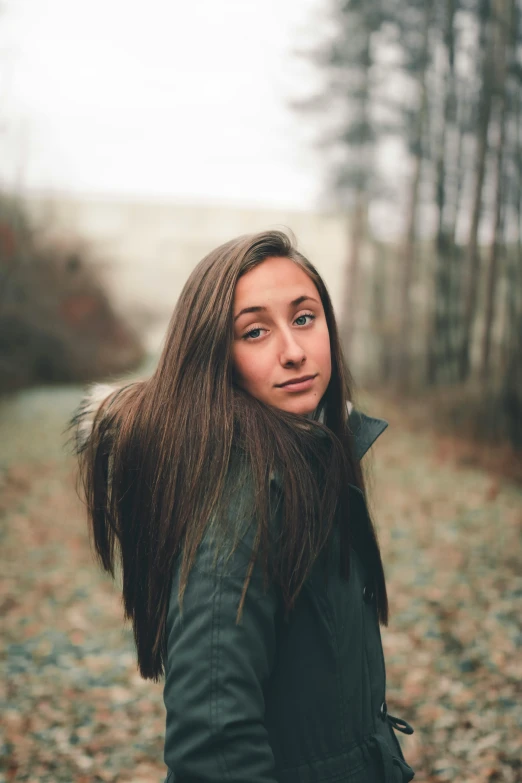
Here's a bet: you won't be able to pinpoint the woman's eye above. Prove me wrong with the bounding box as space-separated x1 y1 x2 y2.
294 313 315 327
242 313 315 340
243 327 265 341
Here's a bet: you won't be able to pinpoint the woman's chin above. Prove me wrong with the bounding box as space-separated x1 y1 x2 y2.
274 396 319 416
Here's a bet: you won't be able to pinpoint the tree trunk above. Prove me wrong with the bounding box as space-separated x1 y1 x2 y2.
340 22 372 362
458 2 493 380
500 0 522 448
341 195 366 359
395 3 431 392
442 78 470 385
480 0 509 380
428 0 457 385
372 242 393 383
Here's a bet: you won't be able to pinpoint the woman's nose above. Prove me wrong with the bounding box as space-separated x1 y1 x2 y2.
279 330 306 366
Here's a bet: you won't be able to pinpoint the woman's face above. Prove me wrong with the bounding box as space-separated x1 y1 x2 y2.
232 256 332 415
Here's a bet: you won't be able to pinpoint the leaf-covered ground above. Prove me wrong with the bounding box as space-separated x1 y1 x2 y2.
1 388 521 782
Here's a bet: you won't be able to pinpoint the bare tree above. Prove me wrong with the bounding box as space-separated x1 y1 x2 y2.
459 0 494 381
428 0 458 385
395 0 432 390
480 0 512 380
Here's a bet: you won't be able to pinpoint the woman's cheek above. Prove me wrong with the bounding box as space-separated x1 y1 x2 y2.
233 344 262 390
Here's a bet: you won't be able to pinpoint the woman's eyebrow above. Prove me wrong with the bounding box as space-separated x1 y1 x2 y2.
234 295 319 322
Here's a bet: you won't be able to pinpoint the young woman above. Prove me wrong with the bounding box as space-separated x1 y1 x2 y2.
73 230 416 783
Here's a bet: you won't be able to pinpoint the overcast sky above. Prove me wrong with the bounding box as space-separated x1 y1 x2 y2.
1 0 331 209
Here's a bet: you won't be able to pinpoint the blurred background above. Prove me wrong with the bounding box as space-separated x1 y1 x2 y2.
1 0 521 781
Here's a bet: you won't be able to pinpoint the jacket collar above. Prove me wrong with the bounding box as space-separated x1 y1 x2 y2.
318 401 388 461
349 408 389 461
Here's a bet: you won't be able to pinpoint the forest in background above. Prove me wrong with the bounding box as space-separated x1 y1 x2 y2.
0 0 521 458
295 0 522 449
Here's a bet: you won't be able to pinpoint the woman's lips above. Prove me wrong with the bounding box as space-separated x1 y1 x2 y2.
277 374 317 392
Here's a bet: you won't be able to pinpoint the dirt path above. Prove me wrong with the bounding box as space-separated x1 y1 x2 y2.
1 388 521 782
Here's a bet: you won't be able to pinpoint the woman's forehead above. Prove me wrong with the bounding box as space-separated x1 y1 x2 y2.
234 257 318 307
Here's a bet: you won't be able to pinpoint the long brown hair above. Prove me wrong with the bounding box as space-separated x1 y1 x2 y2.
74 230 388 680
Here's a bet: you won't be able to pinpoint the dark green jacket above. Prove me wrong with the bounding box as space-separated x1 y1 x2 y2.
163 410 416 783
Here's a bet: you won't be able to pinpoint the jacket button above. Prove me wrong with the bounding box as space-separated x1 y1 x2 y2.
380 701 388 720
363 585 375 603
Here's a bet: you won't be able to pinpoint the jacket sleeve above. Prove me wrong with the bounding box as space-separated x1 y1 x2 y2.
163 483 281 782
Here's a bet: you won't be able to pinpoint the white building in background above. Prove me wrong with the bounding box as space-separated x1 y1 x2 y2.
25 192 350 354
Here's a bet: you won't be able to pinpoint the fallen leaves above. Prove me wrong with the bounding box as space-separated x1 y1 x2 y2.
1 389 521 782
